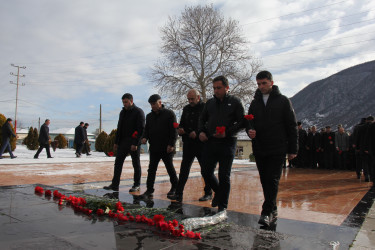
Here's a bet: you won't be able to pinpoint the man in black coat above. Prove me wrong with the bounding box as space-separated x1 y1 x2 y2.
140 94 179 198
34 119 53 159
82 123 91 156
306 126 321 168
74 122 85 157
168 89 212 202
247 70 297 227
199 75 245 213
104 93 145 192
321 126 336 169
356 116 374 182
0 118 17 159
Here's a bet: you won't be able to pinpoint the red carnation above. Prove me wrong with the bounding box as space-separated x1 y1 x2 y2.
132 131 138 139
173 122 179 129
45 190 52 196
244 114 254 121
339 150 342 155
107 152 114 157
328 136 332 140
216 126 226 135
96 209 104 216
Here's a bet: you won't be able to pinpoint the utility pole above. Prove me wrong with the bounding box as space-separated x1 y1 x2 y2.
10 64 26 133
99 104 102 133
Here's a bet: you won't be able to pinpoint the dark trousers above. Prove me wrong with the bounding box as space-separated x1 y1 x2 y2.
76 143 84 154
112 143 142 187
337 150 348 170
146 151 178 193
308 149 319 168
360 152 371 180
35 143 51 158
0 138 14 157
355 151 362 176
83 142 90 155
255 154 284 215
202 139 236 210
175 142 211 196
324 151 335 169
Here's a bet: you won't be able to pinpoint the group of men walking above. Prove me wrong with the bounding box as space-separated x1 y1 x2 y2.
74 122 91 157
103 71 299 227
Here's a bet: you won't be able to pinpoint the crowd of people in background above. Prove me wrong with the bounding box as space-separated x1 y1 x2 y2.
290 116 375 182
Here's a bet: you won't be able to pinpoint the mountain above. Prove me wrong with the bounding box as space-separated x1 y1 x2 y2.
290 60 375 132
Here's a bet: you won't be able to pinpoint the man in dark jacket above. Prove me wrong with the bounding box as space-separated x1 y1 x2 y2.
306 126 321 168
34 119 53 159
104 93 145 192
74 122 85 157
0 118 17 159
356 116 374 181
199 75 245 213
168 89 212 202
247 70 297 227
321 126 336 169
140 94 179 198
83 123 91 156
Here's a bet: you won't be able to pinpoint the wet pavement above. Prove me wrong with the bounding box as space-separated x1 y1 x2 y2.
0 160 374 249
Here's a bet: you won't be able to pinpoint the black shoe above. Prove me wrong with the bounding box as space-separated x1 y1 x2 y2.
167 188 176 199
47 156 53 158
103 184 119 191
141 190 154 199
258 214 271 227
34 156 38 159
129 186 140 192
199 194 212 201
271 211 278 223
168 193 183 202
365 179 370 182
0 156 3 159
11 156 17 159
211 194 218 207
87 153 91 156
218 207 227 212
75 153 81 158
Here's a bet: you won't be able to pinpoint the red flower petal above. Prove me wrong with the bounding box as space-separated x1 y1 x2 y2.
173 122 179 129
244 114 254 120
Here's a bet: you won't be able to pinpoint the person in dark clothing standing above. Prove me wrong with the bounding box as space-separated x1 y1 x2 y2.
356 116 374 181
74 122 85 157
352 118 366 178
368 119 375 183
290 122 307 168
168 89 212 202
34 119 53 159
246 71 297 227
199 75 245 213
83 123 91 156
321 126 336 169
104 93 145 192
0 118 17 159
306 126 321 168
140 94 179 198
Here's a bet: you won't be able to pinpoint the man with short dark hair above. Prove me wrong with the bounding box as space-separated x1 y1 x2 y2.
140 94 179 199
168 89 212 202
199 75 245 213
0 118 17 159
247 70 297 227
34 119 53 159
74 122 85 157
104 93 145 192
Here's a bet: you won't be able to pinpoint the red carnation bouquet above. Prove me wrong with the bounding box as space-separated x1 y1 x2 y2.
132 131 138 139
216 126 226 135
244 114 254 121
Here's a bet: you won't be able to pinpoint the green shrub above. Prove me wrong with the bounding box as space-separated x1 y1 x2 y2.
95 131 108 152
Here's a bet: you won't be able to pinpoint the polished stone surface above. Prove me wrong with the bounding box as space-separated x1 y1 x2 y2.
1 163 374 249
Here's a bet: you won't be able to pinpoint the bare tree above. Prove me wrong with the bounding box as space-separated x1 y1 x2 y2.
151 4 262 109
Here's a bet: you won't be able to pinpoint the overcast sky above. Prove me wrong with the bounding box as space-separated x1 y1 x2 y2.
1 0 374 132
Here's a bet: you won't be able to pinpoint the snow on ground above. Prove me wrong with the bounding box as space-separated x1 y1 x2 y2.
0 145 253 165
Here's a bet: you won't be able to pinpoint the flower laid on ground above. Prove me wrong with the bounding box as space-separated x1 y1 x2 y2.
107 152 114 157
244 114 254 121
173 122 179 129
216 126 226 135
132 131 138 138
34 186 202 239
